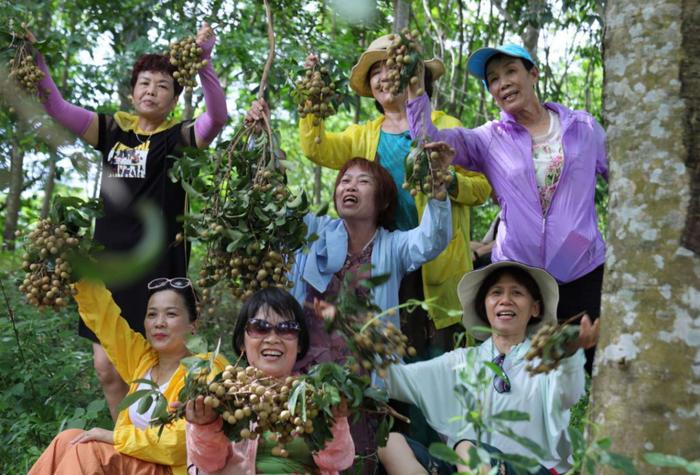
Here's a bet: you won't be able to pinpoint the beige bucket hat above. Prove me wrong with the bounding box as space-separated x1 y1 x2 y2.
349 34 446 97
457 261 559 341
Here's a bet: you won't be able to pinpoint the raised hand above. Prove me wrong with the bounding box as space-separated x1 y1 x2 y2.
245 98 270 126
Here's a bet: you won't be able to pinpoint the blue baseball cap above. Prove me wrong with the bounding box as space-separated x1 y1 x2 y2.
467 44 536 86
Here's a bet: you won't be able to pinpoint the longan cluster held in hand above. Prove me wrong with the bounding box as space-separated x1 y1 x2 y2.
295 62 341 144
525 323 580 374
18 219 79 309
383 28 422 97
342 313 416 379
8 45 46 98
403 143 453 200
168 36 207 88
203 365 319 454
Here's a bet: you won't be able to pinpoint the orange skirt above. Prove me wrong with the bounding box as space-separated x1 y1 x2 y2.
28 429 172 475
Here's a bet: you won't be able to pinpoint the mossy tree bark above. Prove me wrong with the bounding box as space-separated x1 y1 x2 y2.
590 0 700 473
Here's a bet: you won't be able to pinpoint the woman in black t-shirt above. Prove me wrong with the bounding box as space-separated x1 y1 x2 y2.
25 23 228 421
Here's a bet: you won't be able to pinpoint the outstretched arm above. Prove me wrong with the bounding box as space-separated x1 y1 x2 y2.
193 22 228 148
26 28 98 146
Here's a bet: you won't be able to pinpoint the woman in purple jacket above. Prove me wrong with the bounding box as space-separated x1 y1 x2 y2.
407 44 607 371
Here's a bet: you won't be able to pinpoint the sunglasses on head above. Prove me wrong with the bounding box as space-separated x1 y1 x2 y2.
148 277 193 290
245 318 300 340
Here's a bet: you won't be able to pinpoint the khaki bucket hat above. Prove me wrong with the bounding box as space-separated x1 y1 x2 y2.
349 34 445 97
457 261 559 341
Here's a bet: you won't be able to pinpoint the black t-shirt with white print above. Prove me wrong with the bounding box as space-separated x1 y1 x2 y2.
79 114 195 340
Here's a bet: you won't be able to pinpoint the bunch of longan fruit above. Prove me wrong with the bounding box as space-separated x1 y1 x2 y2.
202 365 319 454
342 313 416 379
295 62 340 144
8 46 46 97
197 246 295 303
383 28 422 98
19 219 81 309
168 36 207 88
525 322 580 374
402 143 453 200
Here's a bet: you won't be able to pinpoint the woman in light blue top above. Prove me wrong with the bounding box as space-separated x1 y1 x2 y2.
379 261 600 475
288 156 452 474
289 156 453 373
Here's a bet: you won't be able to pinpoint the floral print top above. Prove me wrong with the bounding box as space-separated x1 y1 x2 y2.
531 110 564 215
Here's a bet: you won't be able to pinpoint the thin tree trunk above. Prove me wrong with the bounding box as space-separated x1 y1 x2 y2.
589 1 700 473
392 0 410 33
3 135 24 250
40 154 57 219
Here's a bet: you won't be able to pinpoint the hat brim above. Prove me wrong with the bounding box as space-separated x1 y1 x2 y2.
466 47 503 80
457 261 559 341
349 52 445 98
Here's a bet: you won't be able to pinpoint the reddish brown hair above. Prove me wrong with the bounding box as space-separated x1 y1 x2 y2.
130 54 183 96
333 157 397 229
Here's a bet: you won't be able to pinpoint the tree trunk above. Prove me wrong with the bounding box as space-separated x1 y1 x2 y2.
589 1 700 474
392 0 410 33
40 154 57 219
3 136 24 250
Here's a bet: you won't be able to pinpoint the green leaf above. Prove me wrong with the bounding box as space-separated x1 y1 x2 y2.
116 389 155 412
496 426 547 459
600 451 639 475
137 393 155 414
490 410 530 422
186 334 208 355
428 442 464 465
596 437 612 450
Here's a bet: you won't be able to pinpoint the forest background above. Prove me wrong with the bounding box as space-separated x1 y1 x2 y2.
2 0 696 473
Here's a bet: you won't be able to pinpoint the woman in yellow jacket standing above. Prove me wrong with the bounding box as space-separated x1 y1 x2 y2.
294 35 491 351
29 278 227 475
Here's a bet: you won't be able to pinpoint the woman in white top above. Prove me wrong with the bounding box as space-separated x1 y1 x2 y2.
379 261 599 475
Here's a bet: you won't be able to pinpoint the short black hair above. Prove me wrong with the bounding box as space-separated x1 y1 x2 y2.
232 287 310 359
146 285 199 322
473 266 544 326
483 53 535 86
373 65 435 115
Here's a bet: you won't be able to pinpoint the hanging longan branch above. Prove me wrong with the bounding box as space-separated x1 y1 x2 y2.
402 141 453 201
525 311 586 374
6 29 48 99
171 0 311 308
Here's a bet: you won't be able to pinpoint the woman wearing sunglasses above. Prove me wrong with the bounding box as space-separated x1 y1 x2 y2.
377 262 599 475
184 287 354 474
29 277 227 475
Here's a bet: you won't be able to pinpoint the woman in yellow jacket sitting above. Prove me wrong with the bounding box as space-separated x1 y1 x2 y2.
29 278 227 475
250 34 491 352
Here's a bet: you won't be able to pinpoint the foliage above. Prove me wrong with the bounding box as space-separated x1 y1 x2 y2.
644 453 700 474
0 256 111 473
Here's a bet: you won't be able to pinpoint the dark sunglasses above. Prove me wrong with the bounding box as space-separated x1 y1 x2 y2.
245 318 300 340
492 353 511 394
148 277 193 290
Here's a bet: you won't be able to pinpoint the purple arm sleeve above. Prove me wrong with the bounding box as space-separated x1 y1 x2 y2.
35 53 95 137
407 93 485 172
193 36 228 146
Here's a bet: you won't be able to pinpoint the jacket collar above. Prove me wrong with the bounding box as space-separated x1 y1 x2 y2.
498 102 573 131
114 111 179 135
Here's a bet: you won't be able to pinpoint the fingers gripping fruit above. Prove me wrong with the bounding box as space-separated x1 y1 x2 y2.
383 28 422 98
168 36 207 89
402 142 453 200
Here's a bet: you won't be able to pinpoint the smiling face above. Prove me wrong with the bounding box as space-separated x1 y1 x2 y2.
242 305 299 378
334 165 380 224
144 289 194 356
484 273 541 342
131 70 179 122
485 55 539 116
368 60 407 107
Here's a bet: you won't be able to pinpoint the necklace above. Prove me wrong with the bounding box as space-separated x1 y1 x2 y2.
133 129 155 146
